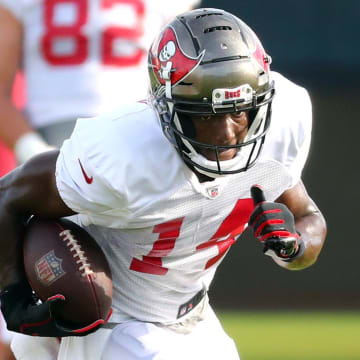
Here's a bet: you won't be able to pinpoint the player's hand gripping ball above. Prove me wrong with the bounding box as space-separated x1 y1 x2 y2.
249 185 303 261
1 217 113 337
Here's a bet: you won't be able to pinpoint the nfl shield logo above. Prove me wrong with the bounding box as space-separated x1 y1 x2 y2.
207 186 219 198
35 250 65 286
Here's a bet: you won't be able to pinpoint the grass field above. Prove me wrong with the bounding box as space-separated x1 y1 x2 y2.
219 311 360 360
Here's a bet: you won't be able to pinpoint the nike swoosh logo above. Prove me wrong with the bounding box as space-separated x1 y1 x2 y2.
78 159 93 184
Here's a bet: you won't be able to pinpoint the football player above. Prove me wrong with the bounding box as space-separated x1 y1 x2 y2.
0 1 200 359
0 0 200 160
0 8 326 360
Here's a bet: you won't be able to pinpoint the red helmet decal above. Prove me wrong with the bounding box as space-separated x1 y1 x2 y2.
150 27 204 86
253 38 270 73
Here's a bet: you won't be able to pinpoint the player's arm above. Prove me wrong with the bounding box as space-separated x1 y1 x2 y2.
0 150 108 337
274 180 326 270
249 181 326 270
0 151 109 337
0 150 74 289
0 6 50 163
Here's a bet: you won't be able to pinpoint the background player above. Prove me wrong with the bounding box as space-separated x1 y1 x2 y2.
0 8 326 360
0 0 200 162
0 1 200 359
0 72 23 360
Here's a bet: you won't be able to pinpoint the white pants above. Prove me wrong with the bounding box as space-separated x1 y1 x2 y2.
61 305 239 360
11 335 60 360
0 311 13 344
11 306 239 360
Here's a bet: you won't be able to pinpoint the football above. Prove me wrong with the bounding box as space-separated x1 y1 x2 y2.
23 216 113 328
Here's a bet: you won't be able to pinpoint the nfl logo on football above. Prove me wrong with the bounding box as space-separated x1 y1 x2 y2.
35 250 65 286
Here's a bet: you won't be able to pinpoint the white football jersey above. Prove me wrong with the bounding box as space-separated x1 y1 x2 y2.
55 71 312 323
0 0 200 128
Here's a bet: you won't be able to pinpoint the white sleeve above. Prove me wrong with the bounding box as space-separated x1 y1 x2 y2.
55 118 128 226
287 88 312 185
262 72 313 188
0 0 23 20
278 86 312 186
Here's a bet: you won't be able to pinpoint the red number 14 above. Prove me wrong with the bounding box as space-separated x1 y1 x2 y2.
130 199 254 275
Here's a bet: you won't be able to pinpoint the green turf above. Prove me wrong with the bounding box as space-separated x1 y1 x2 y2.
218 311 360 360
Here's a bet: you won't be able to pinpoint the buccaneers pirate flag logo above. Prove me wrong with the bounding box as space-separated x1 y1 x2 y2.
150 26 204 87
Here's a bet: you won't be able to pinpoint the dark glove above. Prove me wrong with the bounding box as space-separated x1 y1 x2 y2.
249 185 304 261
0 279 107 337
